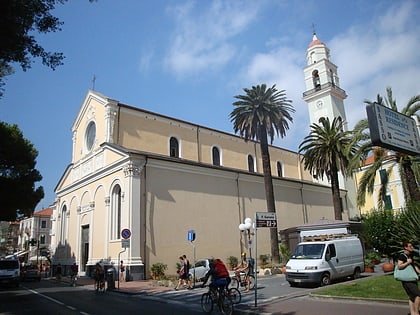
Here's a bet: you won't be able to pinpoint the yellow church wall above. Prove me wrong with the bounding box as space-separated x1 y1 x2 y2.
117 108 199 160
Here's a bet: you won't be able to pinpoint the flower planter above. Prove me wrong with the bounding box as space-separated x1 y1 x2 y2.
382 262 394 273
364 266 374 273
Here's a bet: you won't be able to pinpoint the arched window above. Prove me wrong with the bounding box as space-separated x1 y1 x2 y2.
40 234 46 245
212 146 220 166
277 161 283 177
310 51 316 64
60 205 67 243
169 137 179 158
312 70 320 90
111 185 122 240
248 155 255 172
329 69 335 86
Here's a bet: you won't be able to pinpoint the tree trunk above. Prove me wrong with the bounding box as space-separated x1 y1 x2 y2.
330 163 343 220
401 158 420 202
259 129 281 264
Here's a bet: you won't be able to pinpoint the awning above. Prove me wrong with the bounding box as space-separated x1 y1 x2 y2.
5 250 28 259
28 255 49 262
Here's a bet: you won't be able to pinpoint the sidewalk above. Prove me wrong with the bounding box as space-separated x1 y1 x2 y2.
55 275 174 295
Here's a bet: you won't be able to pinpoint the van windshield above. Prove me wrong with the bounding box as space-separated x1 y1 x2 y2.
291 244 325 259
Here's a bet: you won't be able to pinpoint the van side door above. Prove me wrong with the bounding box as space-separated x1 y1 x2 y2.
325 244 339 278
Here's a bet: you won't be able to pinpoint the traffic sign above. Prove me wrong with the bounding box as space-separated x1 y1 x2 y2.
121 239 130 248
255 212 277 228
121 228 131 239
187 230 196 242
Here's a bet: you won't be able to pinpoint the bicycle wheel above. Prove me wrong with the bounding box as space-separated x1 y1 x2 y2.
201 292 213 313
219 293 233 315
227 287 241 304
229 276 239 289
248 275 255 290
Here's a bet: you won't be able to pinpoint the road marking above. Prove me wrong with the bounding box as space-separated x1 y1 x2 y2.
23 286 91 315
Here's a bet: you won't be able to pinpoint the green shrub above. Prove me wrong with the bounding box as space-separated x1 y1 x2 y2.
150 262 167 279
227 256 238 269
259 254 269 268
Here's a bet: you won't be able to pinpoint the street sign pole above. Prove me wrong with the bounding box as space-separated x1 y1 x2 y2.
253 211 277 307
254 213 258 307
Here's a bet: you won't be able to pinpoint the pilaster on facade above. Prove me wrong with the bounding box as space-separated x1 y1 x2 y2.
105 101 118 143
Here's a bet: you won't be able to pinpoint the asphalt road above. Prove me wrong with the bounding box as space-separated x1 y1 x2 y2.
0 272 411 315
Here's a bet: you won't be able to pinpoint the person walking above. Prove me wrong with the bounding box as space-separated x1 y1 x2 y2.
56 263 62 281
70 262 78 286
119 260 125 282
175 256 187 290
183 254 193 289
397 241 420 315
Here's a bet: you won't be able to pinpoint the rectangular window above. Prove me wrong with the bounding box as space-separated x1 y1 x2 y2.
379 169 388 184
384 195 392 210
41 220 47 229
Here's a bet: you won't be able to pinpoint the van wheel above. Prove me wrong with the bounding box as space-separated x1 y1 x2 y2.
320 273 330 286
352 267 361 279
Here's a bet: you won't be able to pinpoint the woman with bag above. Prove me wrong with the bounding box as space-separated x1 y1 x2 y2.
397 241 420 315
175 256 186 290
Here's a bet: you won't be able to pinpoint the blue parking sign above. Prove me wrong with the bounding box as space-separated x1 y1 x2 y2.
187 230 196 242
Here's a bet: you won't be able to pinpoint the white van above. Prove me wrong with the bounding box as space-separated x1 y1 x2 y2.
0 258 20 287
285 235 364 287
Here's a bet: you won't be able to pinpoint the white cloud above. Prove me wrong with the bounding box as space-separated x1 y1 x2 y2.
238 0 420 151
164 0 260 77
330 0 420 130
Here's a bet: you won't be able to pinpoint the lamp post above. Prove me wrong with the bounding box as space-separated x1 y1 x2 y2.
239 218 253 258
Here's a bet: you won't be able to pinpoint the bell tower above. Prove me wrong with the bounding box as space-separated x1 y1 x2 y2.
302 33 358 220
303 33 348 130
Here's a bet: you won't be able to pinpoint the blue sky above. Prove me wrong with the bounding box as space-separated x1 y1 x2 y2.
1 0 419 211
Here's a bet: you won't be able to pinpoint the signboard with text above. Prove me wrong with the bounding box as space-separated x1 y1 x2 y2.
366 103 420 156
256 212 277 228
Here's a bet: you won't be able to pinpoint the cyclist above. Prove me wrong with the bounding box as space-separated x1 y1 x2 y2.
70 262 78 286
95 262 105 291
233 253 250 292
202 258 230 294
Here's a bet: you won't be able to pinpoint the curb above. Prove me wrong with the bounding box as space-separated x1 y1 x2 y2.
309 293 407 305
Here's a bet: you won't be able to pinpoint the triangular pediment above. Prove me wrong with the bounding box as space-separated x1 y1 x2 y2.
71 90 119 163
55 144 128 194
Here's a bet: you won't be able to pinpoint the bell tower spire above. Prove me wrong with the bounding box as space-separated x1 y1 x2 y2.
303 33 348 131
302 32 358 220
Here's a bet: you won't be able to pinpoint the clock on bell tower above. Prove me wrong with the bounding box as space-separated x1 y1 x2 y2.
303 33 348 130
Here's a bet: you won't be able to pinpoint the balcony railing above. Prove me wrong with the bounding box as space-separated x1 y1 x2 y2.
303 82 346 98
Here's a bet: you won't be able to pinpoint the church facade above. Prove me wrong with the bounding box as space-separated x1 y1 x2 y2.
51 35 357 279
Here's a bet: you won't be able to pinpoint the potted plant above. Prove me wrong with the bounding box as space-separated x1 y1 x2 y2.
150 262 167 279
364 258 375 273
365 251 381 265
227 256 238 270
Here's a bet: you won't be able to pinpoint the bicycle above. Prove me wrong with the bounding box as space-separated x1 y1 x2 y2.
230 272 255 290
70 274 78 287
201 285 234 315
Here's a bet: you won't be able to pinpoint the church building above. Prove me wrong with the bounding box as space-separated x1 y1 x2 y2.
51 34 357 279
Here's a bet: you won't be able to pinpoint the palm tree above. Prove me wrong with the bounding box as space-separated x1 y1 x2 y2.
352 87 420 208
299 117 356 220
230 84 294 264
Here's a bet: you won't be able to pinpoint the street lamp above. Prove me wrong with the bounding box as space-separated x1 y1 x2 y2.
239 217 253 258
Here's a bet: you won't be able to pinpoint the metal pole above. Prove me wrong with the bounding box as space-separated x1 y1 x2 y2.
254 217 258 307
192 242 196 288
